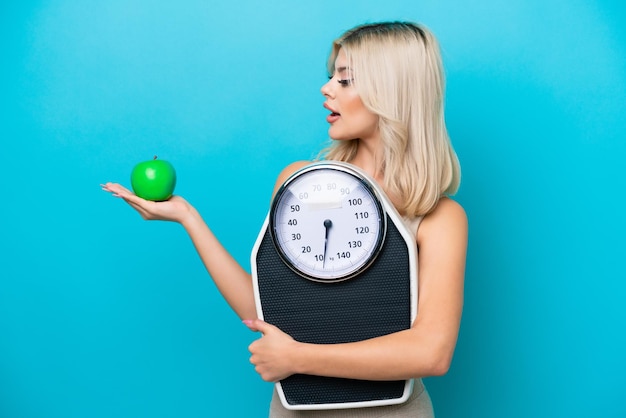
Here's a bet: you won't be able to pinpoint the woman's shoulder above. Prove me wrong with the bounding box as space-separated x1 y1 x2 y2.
428 197 466 219
278 160 313 179
418 197 468 243
271 160 313 196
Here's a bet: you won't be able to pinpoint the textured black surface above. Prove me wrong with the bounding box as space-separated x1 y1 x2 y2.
255 215 412 406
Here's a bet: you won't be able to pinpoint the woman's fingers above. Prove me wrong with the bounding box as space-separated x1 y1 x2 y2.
102 182 189 222
101 182 131 198
102 182 155 218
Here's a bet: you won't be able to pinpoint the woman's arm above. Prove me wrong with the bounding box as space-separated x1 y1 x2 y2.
101 183 257 319
245 197 467 382
179 204 257 319
101 160 312 320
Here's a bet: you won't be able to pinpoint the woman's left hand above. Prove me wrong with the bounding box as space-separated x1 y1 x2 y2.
243 319 300 382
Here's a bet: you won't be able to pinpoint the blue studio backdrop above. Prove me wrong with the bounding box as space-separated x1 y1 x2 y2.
1 1 624 417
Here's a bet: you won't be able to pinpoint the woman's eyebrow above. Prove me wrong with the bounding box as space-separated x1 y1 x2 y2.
334 66 352 75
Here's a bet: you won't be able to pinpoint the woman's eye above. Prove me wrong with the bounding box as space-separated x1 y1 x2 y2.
337 79 353 87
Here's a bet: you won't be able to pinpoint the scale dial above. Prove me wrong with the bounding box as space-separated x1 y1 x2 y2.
270 162 386 282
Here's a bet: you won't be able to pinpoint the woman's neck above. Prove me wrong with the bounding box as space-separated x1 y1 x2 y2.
350 139 383 180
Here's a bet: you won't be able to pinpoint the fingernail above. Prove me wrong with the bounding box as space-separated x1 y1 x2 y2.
242 319 253 327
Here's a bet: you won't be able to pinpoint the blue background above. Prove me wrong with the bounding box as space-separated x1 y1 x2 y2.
1 1 625 417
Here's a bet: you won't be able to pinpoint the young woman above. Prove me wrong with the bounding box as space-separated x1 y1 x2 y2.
103 21 467 417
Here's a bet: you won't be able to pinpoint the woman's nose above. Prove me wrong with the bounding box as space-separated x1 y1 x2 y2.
321 79 333 98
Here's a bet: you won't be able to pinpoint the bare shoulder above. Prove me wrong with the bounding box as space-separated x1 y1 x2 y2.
425 197 467 224
418 197 468 246
271 160 313 197
277 160 313 182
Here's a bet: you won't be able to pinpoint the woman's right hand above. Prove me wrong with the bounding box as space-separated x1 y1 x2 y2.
101 182 192 224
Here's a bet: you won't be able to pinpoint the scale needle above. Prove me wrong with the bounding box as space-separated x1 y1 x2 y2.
322 219 333 268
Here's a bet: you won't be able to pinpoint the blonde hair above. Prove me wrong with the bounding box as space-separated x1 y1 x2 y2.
319 21 461 216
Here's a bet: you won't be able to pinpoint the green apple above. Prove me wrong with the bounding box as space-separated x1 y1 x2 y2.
130 156 177 201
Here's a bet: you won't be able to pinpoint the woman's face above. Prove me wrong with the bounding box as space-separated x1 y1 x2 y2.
321 49 379 142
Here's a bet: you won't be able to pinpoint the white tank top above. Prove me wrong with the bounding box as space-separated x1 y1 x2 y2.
401 215 424 240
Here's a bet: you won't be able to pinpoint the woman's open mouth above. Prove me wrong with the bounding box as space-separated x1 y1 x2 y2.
324 104 341 124
326 112 341 124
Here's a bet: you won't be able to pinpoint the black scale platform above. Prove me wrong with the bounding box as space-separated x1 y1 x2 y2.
254 214 412 408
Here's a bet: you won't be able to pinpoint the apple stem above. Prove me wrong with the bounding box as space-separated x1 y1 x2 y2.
153 155 158 160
